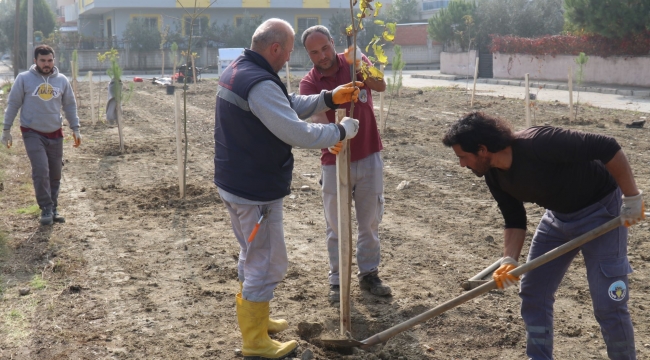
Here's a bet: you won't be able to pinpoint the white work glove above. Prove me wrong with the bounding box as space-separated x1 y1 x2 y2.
340 117 359 140
493 256 519 289
621 191 645 227
72 130 81 148
344 46 363 69
1 129 11 148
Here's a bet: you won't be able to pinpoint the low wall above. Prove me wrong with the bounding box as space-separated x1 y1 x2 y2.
493 53 650 87
60 44 442 73
440 50 477 76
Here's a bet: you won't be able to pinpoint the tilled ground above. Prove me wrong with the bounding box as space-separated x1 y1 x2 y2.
1 78 649 359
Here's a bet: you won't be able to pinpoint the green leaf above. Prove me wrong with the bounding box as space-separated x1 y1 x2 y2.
386 22 397 35
374 19 385 25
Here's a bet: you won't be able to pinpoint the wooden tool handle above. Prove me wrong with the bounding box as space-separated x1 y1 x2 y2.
360 216 622 348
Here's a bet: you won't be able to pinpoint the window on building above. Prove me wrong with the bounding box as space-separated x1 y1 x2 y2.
184 15 209 36
234 15 261 27
132 16 160 29
423 0 450 11
296 16 319 36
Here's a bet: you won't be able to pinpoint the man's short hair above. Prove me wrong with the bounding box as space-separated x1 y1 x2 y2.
301 25 332 47
251 18 293 51
34 44 55 60
442 112 514 154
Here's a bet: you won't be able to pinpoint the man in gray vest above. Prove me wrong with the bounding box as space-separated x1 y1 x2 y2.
214 18 361 359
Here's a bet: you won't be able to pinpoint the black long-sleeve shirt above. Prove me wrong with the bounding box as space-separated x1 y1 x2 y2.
485 126 620 229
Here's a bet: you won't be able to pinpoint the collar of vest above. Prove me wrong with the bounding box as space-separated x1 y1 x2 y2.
244 49 281 81
242 49 290 100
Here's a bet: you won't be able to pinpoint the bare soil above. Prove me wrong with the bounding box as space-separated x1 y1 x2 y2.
1 78 649 360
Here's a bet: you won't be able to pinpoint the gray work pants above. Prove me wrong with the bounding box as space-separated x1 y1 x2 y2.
520 188 635 359
223 198 287 302
321 152 384 285
22 131 63 211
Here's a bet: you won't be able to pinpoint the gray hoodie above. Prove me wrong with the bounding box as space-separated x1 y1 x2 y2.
3 65 79 133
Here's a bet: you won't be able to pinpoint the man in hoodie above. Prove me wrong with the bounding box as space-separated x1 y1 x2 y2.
1 45 81 225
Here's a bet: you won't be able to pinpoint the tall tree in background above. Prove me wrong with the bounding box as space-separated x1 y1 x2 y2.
427 0 476 50
386 0 421 23
473 0 564 49
0 0 56 70
564 0 650 38
123 18 162 70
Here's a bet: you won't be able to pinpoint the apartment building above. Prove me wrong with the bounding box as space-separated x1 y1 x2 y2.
75 0 355 41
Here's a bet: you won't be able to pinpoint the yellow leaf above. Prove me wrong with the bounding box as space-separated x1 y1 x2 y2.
374 2 383 17
374 19 384 25
373 44 388 64
367 66 384 80
382 31 395 42
346 24 353 35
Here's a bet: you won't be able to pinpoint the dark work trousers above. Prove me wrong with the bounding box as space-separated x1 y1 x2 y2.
520 188 636 360
22 131 63 212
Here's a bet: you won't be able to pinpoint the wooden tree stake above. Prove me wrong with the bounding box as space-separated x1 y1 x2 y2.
285 62 291 93
470 57 479 107
525 73 531 128
116 99 125 153
336 108 352 335
379 64 385 134
71 60 80 107
88 71 95 126
191 56 197 84
174 91 185 198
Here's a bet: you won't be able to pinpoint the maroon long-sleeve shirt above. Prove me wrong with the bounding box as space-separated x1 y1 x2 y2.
485 126 620 229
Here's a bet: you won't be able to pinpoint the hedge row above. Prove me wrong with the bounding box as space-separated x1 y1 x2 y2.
490 31 650 57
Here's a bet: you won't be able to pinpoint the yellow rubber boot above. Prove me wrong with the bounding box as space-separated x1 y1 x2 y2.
236 294 298 359
240 282 288 334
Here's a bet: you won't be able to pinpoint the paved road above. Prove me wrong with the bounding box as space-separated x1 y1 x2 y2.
2 64 648 114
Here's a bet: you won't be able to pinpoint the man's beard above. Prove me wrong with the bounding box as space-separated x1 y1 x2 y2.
36 65 51 74
314 55 335 74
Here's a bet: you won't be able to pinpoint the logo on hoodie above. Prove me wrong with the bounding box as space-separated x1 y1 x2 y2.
32 83 61 101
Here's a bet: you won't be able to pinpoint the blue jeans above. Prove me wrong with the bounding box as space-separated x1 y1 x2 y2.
22 131 63 211
520 188 635 360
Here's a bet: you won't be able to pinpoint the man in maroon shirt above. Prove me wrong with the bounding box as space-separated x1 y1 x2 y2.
299 25 391 303
443 112 645 360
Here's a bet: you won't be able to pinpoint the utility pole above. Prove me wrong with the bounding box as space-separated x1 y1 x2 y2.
13 0 20 77
27 0 34 69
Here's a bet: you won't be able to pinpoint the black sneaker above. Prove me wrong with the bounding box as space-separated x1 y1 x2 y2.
40 209 54 225
359 273 392 296
328 285 340 303
52 210 65 223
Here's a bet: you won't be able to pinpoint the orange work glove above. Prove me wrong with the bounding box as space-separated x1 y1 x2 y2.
328 141 343 155
620 191 645 227
493 256 519 289
344 46 363 69
331 81 364 104
72 130 82 148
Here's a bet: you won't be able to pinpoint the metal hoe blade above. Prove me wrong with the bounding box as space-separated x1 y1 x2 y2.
321 338 366 348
